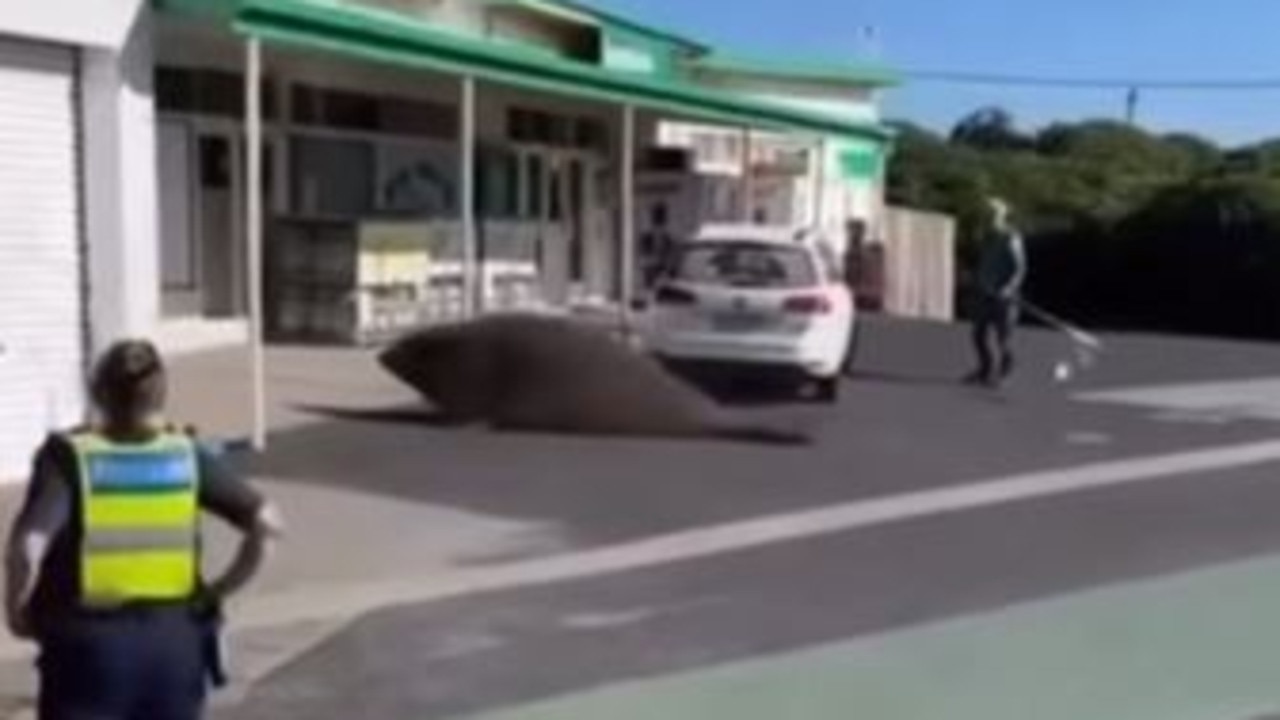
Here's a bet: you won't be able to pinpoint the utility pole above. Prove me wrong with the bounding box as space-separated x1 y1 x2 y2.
1125 86 1140 125
855 24 880 59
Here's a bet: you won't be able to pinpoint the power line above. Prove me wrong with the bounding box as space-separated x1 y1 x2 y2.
903 70 1280 91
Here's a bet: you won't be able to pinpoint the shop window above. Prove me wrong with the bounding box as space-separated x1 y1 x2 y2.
475 146 520 220
568 161 584 281
641 147 692 172
501 152 521 218
291 84 323 126
532 113 555 144
377 141 458 217
548 171 563 222
290 136 374 218
525 154 545 218
323 89 380 132
156 67 196 113
573 118 607 151
198 136 231 190
156 66 277 120
382 96 458 138
291 83 457 139
508 107 605 150
508 108 533 143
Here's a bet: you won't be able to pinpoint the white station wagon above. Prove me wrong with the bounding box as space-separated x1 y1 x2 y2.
644 224 856 402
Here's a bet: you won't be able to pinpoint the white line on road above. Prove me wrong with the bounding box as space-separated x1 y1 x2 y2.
239 437 1280 630
1077 377 1280 422
8 438 1280 678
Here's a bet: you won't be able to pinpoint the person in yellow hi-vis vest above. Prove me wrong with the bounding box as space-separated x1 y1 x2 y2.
3 340 284 720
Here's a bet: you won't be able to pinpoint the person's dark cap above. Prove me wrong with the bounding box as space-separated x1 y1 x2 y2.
90 339 167 412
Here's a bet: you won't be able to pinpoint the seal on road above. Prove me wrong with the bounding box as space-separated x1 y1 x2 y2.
378 313 810 445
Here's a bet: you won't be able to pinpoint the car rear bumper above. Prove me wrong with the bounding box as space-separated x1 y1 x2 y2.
650 334 842 378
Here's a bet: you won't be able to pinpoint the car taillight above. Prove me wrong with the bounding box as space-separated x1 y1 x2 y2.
783 294 832 315
655 286 697 306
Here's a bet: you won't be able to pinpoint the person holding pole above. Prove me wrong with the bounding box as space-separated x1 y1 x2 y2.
965 197 1028 388
841 218 868 377
5 339 283 720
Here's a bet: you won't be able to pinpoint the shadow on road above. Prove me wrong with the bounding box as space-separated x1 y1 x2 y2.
849 369 966 388
293 404 470 428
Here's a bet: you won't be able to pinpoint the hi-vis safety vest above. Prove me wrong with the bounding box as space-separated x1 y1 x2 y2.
67 430 200 607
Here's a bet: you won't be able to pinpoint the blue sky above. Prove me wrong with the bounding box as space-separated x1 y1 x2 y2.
594 0 1280 146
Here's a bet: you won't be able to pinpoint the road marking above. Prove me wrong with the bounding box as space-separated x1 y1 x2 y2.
1078 377 1280 422
237 438 1280 633
8 437 1264 697
8 437 1280 683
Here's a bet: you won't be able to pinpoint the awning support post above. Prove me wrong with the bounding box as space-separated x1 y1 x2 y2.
741 127 754 223
244 36 267 452
620 104 636 328
460 75 478 318
812 137 827 230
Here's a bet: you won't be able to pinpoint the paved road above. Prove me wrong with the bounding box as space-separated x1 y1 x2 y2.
220 319 1280 720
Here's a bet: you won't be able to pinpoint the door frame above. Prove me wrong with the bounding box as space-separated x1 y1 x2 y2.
157 117 203 317
158 112 282 319
512 144 602 306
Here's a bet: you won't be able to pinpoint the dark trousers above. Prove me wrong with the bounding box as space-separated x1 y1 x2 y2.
971 296 1018 381
37 610 208 720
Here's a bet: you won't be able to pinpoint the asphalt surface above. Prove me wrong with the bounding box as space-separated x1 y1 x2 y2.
246 318 1280 554
222 318 1280 719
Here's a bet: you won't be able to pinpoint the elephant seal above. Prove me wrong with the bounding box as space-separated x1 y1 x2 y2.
378 313 810 446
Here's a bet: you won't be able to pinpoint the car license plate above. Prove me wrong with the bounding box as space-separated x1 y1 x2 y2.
712 311 767 332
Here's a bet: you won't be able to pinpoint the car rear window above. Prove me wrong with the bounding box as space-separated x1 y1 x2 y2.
675 242 818 289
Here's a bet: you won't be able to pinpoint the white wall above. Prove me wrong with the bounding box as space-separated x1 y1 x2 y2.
336 0 502 38
0 0 142 49
882 206 956 321
691 72 881 124
487 9 581 54
82 4 162 353
387 0 486 35
752 93 880 124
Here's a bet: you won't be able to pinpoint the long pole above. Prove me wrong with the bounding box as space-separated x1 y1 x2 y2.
460 75 478 318
244 37 267 451
620 104 636 323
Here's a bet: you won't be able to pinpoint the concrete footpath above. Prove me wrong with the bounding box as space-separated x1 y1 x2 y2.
0 474 566 718
0 345 572 718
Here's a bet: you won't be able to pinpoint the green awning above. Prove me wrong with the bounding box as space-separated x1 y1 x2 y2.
232 0 893 143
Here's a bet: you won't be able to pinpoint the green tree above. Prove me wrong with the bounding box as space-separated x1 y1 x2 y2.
885 106 1280 338
1161 132 1221 174
886 121 992 264
949 107 1033 152
1035 120 1193 177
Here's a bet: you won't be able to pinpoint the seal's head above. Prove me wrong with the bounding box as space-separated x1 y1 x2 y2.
379 331 429 391
378 322 503 420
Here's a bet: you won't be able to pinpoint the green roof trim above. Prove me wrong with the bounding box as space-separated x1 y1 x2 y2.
152 0 237 19
233 0 894 141
691 53 903 88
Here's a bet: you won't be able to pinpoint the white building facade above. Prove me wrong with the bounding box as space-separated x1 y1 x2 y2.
0 0 897 479
0 0 167 479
